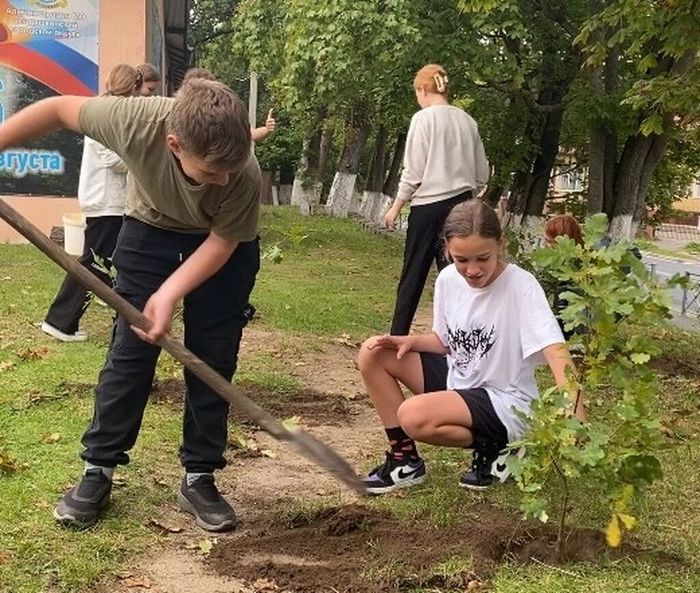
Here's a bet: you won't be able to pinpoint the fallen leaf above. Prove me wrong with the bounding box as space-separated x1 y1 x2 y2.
116 572 134 580
2 276 11 281
33 499 52 510
282 416 302 431
147 518 183 534
260 449 277 458
185 537 217 556
333 334 359 348
0 451 28 474
0 550 11 564
17 347 50 361
122 575 152 589
197 538 215 555
0 360 15 372
41 433 61 444
252 577 279 591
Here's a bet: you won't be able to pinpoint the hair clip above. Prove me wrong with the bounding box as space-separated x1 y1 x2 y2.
433 73 448 93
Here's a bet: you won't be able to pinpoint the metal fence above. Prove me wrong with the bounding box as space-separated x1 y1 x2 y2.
681 272 700 317
656 223 700 242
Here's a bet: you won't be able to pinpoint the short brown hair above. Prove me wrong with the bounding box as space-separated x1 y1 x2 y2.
544 214 583 246
168 78 252 170
443 199 502 242
135 63 161 83
414 64 449 94
104 64 138 97
182 67 217 83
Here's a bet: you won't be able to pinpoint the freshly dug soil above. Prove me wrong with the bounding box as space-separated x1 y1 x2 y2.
208 501 650 593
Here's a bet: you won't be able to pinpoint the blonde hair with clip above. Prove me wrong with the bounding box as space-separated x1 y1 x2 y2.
414 64 449 95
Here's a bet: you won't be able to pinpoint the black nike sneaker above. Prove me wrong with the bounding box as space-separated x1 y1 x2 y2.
459 443 501 490
363 452 426 495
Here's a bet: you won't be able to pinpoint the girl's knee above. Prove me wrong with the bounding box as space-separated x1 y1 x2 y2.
397 399 428 439
356 338 383 374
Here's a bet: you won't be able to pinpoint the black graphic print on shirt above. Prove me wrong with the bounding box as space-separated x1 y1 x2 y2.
447 325 497 367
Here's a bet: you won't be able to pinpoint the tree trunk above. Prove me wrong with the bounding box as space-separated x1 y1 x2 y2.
326 113 371 218
260 169 274 204
609 119 670 239
607 54 690 236
360 125 389 221
292 109 326 215
278 162 295 205
483 179 504 208
382 131 406 198
507 103 564 231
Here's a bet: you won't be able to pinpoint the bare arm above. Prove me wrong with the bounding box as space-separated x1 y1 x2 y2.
542 343 585 421
367 332 448 359
251 109 276 143
0 96 90 149
132 232 239 343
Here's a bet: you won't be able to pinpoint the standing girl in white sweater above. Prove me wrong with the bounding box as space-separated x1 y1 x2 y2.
385 64 490 335
42 65 139 342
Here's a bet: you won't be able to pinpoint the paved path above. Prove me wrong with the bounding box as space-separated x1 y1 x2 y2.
642 251 700 329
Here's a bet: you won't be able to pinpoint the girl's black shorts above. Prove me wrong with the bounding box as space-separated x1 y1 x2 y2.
419 352 508 449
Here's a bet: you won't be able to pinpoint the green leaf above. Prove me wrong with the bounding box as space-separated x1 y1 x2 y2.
640 114 664 136
630 352 651 365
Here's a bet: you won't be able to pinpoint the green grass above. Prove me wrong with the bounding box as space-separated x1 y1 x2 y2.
635 237 700 261
1 206 699 592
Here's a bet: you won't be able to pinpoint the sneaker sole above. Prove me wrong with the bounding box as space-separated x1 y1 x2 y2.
53 507 99 529
177 492 236 532
41 322 88 342
365 474 426 495
458 482 492 491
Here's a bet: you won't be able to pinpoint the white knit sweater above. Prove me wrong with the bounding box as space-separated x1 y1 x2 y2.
397 105 489 207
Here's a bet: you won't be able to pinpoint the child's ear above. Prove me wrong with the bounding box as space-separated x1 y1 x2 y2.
166 134 181 154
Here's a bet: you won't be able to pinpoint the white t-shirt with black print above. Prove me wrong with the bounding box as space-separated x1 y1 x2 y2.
432 263 565 441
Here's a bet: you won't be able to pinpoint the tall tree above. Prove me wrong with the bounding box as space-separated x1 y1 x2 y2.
577 0 700 237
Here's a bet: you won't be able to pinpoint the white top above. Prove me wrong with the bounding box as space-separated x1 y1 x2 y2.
397 104 490 206
77 136 127 218
432 263 564 441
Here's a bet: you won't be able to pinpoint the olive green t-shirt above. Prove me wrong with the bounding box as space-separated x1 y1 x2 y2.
79 96 260 242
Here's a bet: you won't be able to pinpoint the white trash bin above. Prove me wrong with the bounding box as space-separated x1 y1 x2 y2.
62 212 86 256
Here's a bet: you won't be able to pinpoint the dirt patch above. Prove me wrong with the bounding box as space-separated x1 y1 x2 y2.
92 549 247 593
150 378 367 427
652 353 700 381
231 383 367 427
240 327 366 401
208 502 665 593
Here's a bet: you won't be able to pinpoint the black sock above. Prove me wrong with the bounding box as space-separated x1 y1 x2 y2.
385 426 417 460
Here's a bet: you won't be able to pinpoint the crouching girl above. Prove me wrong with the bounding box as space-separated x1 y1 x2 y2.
357 200 584 494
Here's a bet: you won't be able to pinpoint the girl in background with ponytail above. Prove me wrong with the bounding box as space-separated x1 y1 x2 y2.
42 64 139 342
385 64 490 335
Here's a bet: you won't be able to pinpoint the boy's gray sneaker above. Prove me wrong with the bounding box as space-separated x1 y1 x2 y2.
54 469 112 528
177 475 236 532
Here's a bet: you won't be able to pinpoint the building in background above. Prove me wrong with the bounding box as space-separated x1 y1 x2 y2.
0 0 190 243
673 175 700 223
